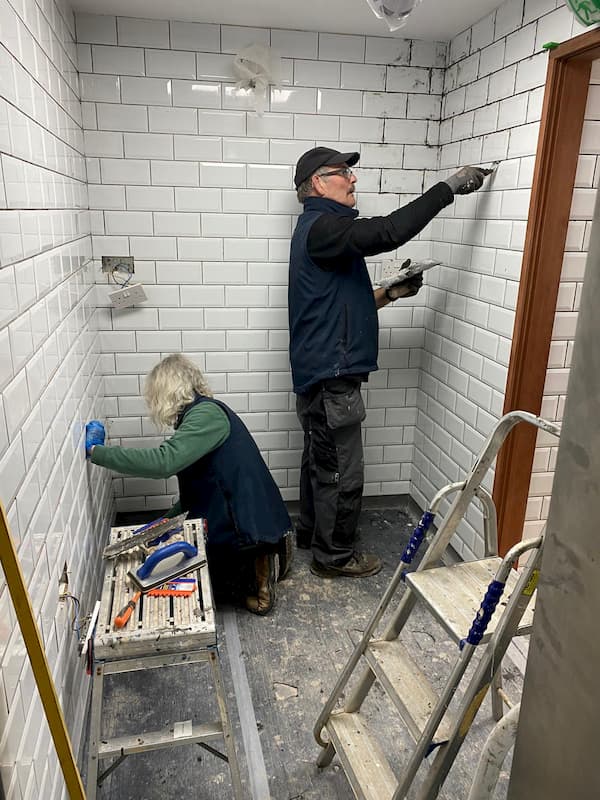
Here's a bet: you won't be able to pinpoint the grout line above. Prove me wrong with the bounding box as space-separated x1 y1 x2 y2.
222 609 271 800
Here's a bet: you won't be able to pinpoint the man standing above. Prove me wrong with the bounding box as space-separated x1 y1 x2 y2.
288 146 489 578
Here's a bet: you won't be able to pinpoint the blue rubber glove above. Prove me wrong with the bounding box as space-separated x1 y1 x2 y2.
85 420 105 459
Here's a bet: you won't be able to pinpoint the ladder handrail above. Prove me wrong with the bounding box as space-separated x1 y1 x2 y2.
313 411 559 750
412 541 545 800
384 412 558 640
393 536 544 800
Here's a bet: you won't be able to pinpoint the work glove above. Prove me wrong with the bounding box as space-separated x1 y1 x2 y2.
85 420 105 458
387 272 423 300
445 166 491 195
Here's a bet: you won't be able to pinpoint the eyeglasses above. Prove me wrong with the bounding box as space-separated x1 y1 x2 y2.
318 167 354 179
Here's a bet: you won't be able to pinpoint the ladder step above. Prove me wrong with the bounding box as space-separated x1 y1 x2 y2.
327 711 398 800
98 721 223 758
365 638 453 745
405 558 535 644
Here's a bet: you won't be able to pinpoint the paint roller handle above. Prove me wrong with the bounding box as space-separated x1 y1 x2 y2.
114 591 141 629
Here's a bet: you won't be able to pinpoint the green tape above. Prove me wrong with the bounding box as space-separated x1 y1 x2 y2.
542 41 560 50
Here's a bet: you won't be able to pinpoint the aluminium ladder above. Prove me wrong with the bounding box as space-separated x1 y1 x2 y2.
313 410 560 800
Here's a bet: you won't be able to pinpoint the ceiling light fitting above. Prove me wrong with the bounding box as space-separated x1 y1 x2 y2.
364 0 422 31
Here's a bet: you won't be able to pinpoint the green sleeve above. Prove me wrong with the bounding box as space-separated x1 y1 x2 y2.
91 402 230 479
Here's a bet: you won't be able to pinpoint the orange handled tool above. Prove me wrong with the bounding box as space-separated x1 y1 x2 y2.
114 591 141 629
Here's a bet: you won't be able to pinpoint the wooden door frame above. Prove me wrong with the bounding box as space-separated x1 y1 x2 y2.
494 28 600 554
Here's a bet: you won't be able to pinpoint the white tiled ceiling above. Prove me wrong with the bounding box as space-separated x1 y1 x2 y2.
71 0 506 41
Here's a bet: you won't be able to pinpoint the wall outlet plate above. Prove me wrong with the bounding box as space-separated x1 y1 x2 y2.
109 282 147 309
102 255 134 274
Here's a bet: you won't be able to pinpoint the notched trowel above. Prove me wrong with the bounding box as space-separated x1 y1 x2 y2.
128 540 207 592
102 513 188 559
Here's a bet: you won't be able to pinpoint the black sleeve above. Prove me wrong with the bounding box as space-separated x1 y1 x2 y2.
307 182 454 270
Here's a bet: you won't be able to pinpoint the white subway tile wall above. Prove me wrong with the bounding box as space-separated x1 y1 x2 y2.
413 1 593 560
0 0 113 797
82 14 449 512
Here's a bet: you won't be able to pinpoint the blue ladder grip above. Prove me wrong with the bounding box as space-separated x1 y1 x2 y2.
401 511 435 566
136 541 198 580
460 579 505 649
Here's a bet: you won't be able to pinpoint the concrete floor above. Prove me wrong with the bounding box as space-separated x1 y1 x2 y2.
84 501 524 800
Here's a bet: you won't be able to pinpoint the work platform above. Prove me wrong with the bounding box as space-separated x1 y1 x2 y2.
86 518 243 800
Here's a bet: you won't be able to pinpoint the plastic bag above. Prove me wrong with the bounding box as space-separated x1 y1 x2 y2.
233 44 281 115
365 0 422 31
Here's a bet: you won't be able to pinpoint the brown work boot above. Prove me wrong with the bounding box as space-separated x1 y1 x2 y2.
310 551 382 579
245 553 278 615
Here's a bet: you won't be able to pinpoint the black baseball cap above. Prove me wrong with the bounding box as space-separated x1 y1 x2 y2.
294 147 360 188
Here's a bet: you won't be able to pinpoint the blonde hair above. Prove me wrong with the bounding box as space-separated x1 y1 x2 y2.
144 354 213 429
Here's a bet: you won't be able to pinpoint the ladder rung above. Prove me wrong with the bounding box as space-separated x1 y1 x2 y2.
405 558 535 643
97 721 223 758
327 711 397 800
365 639 453 745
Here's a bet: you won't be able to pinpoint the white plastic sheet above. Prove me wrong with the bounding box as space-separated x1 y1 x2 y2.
233 44 281 115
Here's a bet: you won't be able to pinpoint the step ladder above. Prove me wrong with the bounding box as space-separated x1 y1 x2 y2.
313 411 560 800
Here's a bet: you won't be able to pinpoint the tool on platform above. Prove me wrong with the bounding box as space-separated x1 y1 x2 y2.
102 513 188 559
148 577 198 597
128 540 207 592
114 592 141 629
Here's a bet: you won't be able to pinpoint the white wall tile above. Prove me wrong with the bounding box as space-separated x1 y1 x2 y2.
121 77 172 106
387 66 430 94
117 17 169 48
220 25 269 54
365 37 410 66
96 103 148 132
91 44 144 76
170 21 220 53
79 77 118 115
174 135 221 162
146 49 196 79
196 53 236 82
271 86 316 114
123 132 173 159
272 29 318 59
101 158 150 184
171 80 221 109
152 160 199 186
200 162 246 187
148 106 197 134
76 13 117 45
319 33 365 63
294 59 340 89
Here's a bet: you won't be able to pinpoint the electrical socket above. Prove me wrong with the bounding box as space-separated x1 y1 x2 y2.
109 282 147 310
102 255 134 274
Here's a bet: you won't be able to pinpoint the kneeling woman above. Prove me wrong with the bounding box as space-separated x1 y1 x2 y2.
87 354 292 615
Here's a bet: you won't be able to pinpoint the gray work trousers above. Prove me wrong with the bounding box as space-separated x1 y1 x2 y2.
295 376 366 567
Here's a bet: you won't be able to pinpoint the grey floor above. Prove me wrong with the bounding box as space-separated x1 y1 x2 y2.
86 502 523 800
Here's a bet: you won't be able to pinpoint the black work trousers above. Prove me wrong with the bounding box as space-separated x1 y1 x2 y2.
295 376 366 567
